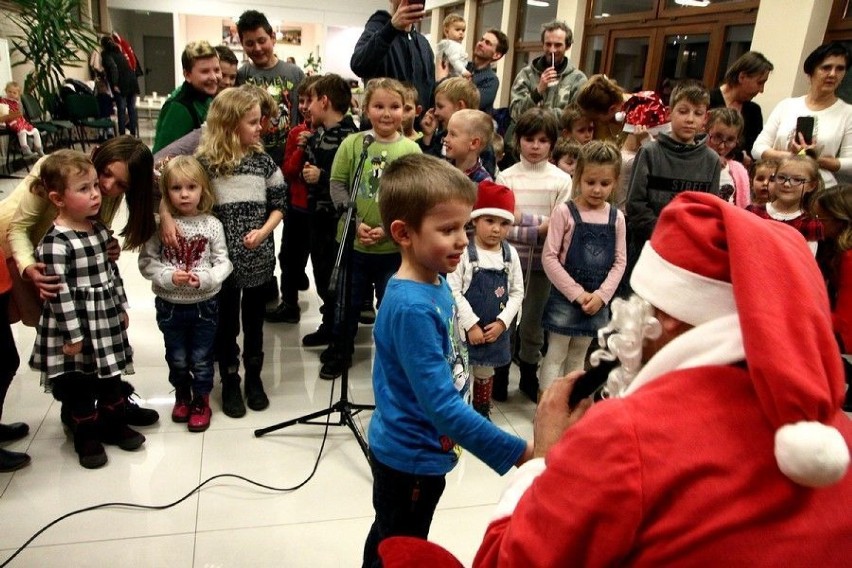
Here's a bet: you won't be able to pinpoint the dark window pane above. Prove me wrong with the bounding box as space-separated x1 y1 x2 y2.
612 37 649 93
476 0 504 42
592 0 654 17
666 0 747 8
715 25 755 85
836 41 852 104
520 1 559 42
661 33 710 89
583 35 604 76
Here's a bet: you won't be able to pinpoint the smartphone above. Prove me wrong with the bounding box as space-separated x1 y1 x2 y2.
568 358 619 409
796 116 815 146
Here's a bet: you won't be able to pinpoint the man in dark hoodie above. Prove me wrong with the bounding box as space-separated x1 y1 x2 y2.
350 0 435 110
509 20 586 122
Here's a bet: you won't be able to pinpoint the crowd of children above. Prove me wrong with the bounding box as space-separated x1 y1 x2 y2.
2 19 850 566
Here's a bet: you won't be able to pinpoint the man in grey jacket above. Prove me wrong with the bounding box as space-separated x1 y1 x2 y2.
509 20 587 122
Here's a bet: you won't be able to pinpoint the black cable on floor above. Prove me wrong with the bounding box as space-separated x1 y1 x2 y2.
0 380 340 567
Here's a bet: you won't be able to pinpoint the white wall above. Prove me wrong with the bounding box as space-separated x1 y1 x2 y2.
325 26 366 81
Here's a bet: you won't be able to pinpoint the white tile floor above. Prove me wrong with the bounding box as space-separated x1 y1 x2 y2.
0 186 537 567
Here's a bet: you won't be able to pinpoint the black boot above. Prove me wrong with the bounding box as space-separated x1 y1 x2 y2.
220 363 246 418
97 396 146 451
244 354 269 411
518 360 539 403
0 448 30 472
71 412 107 469
0 422 29 442
492 364 510 402
120 381 160 427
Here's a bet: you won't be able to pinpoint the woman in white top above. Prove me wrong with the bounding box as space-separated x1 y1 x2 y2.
752 42 852 189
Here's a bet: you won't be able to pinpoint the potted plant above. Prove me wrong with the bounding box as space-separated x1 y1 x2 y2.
6 0 99 106
303 49 322 76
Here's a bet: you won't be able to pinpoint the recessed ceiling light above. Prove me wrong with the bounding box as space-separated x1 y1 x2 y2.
675 0 711 6
527 0 550 7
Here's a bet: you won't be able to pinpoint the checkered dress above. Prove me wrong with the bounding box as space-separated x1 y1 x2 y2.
29 222 134 386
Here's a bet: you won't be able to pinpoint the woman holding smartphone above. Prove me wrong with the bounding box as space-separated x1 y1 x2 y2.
753 42 852 189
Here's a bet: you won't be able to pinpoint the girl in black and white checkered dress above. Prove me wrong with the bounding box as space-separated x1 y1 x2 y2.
29 151 144 469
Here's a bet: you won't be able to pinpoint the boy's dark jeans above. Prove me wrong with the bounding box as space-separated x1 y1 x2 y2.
362 452 446 568
155 296 218 396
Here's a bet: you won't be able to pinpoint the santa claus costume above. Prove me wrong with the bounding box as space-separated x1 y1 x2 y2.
470 192 852 566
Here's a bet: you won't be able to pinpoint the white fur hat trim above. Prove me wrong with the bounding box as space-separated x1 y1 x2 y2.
774 421 850 487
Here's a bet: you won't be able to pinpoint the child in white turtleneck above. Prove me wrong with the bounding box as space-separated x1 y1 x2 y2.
494 107 572 402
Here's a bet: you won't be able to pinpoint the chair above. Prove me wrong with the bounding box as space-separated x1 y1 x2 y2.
21 93 73 149
0 123 35 176
65 93 116 149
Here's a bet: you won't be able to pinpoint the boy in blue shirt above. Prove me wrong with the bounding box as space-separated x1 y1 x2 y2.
363 154 531 567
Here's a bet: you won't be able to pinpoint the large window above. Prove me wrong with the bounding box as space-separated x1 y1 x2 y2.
518 0 558 43
475 0 503 42
581 0 758 91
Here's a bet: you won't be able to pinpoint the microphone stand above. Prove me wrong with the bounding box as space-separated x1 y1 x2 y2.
255 135 376 462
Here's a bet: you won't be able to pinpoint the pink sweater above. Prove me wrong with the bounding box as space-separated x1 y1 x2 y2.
542 201 627 304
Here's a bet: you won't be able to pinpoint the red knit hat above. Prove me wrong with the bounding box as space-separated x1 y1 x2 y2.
472 181 515 223
631 192 849 487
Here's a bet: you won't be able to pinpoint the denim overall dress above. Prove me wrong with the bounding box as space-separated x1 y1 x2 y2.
463 240 513 367
542 202 617 337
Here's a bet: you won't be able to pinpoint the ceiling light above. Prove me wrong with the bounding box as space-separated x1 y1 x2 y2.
675 0 711 6
527 1 550 7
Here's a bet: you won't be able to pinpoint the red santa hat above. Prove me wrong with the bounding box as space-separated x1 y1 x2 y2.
472 181 515 223
630 192 849 488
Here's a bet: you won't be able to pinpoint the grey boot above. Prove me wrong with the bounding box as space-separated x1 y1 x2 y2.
244 354 269 411
220 362 246 418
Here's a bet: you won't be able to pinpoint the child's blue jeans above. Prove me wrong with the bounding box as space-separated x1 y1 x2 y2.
155 297 218 396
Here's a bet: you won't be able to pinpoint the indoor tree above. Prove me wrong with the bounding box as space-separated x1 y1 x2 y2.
6 0 99 106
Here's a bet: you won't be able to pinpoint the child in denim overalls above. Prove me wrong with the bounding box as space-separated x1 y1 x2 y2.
448 181 524 417
540 141 627 396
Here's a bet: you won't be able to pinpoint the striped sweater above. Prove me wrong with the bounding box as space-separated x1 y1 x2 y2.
204 152 287 288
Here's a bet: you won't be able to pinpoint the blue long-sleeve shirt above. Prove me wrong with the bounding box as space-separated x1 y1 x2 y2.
368 276 526 476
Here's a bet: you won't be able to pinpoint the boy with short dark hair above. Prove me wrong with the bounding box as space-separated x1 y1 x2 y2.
266 74 324 324
444 108 493 182
153 41 220 153
626 80 721 279
401 83 423 142
299 74 360 347
362 153 530 567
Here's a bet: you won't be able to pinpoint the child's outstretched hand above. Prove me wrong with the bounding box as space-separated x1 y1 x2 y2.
580 292 604 316
172 270 192 286
63 341 83 356
302 162 321 184
482 320 507 342
466 324 485 345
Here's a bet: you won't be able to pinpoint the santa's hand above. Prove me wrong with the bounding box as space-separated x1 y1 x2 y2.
534 373 592 458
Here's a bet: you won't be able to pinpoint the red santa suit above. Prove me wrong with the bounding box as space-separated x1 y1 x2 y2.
474 193 852 567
